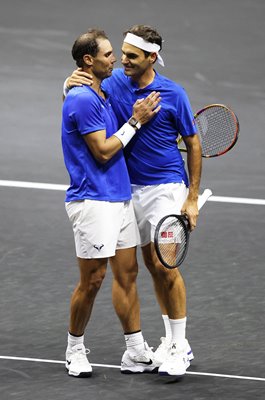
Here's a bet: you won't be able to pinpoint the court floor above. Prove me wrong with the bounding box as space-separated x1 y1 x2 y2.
0 0 265 399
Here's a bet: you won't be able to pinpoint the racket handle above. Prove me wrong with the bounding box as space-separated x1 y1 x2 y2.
198 188 212 210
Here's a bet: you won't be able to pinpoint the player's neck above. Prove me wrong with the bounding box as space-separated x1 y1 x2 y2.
91 76 105 99
134 68 155 89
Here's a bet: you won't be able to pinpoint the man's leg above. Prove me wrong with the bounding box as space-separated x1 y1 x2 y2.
110 247 140 333
110 247 159 373
142 243 192 376
142 242 186 319
66 257 108 377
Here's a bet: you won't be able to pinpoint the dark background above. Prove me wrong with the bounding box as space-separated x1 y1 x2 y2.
0 1 265 399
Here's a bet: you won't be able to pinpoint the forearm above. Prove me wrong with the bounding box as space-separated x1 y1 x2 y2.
85 123 137 164
180 134 202 229
186 139 202 200
92 135 123 163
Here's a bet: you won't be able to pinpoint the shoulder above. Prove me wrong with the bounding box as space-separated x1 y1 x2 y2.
157 73 187 95
67 86 98 105
157 74 192 109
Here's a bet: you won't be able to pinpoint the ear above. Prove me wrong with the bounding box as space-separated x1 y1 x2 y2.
83 54 93 67
149 52 157 65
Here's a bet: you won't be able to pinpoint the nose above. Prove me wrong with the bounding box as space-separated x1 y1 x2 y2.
121 54 128 64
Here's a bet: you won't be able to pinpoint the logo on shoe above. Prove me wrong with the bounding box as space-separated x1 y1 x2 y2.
137 359 153 365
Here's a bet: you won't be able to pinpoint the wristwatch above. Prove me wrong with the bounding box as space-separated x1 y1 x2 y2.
128 117 141 130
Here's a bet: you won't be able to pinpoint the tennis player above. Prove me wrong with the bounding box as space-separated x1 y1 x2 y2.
64 25 202 377
62 28 161 377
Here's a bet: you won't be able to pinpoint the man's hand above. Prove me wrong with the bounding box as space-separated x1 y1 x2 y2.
66 68 93 89
181 197 199 231
181 134 202 231
132 92 161 125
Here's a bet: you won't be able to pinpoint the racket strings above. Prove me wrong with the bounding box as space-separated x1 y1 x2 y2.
196 106 238 156
157 217 188 268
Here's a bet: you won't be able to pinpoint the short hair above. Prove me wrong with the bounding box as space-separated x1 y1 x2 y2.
72 29 108 68
124 24 163 57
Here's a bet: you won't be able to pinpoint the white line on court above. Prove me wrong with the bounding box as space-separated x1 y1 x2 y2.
0 180 265 205
1 181 265 383
0 180 68 191
0 355 265 382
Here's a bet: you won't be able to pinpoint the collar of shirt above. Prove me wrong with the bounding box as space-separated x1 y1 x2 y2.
126 70 163 94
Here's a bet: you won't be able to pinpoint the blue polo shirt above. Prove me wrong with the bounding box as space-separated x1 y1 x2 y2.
62 85 131 202
102 68 197 186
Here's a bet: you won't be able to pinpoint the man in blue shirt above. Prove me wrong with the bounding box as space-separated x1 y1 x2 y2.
64 25 202 378
62 28 161 377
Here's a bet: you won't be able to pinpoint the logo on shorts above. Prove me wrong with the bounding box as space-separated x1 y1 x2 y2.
93 244 104 251
161 231 173 238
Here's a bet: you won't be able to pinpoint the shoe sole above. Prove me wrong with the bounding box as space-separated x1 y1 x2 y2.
159 371 186 377
67 369 92 378
121 367 159 374
66 365 92 378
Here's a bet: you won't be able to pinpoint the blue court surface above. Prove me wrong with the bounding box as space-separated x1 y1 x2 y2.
0 0 265 399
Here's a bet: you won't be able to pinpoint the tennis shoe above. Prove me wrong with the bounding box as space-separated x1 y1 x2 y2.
65 344 92 377
158 341 191 377
155 337 194 364
121 341 160 374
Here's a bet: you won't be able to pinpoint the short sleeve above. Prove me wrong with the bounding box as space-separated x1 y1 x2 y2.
174 87 197 137
73 92 106 135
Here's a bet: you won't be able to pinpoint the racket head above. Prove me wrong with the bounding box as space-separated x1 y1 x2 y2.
154 214 190 269
194 104 240 158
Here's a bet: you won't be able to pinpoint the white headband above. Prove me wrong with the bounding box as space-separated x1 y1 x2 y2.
123 32 165 67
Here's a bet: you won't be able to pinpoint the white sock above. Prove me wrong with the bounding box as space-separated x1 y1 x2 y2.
169 317 186 346
67 332 84 350
162 315 172 343
124 331 145 356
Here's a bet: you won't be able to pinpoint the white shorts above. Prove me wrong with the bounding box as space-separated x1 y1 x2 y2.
65 199 140 259
131 182 188 246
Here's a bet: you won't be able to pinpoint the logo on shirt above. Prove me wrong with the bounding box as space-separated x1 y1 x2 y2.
93 244 104 251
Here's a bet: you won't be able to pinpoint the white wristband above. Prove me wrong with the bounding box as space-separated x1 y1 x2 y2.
113 123 136 147
63 78 70 97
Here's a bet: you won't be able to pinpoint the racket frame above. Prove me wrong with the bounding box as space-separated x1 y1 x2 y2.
154 213 190 269
154 188 213 269
178 103 240 158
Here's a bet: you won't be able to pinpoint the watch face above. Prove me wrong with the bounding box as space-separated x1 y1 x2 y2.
130 117 137 126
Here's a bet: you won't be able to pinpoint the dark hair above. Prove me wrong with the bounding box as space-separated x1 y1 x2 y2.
124 24 163 58
72 29 108 67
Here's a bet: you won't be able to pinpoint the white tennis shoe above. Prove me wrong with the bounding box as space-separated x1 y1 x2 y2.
155 337 194 364
121 341 160 373
65 343 92 377
158 340 192 377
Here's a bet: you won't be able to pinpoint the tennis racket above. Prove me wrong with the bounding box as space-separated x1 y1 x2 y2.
178 104 240 158
154 188 212 269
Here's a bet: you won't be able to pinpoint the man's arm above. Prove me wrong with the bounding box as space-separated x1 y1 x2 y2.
63 68 93 98
181 134 202 230
83 92 161 164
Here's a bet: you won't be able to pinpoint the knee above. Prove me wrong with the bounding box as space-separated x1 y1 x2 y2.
80 269 106 297
146 258 180 285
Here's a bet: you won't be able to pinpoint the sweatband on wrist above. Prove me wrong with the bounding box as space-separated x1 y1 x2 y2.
113 123 136 147
63 78 70 97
